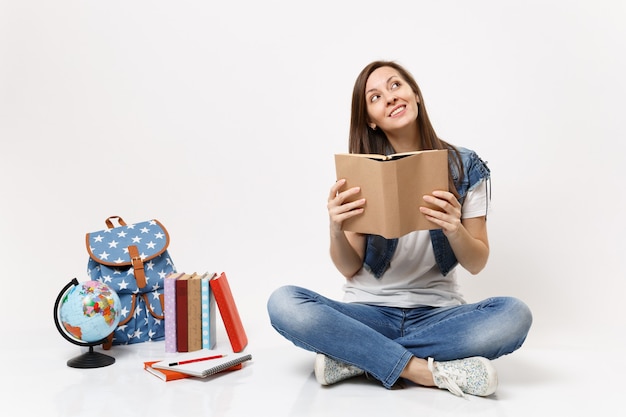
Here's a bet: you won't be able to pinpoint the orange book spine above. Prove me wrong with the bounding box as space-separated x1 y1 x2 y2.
209 272 248 352
144 360 243 382
144 361 190 382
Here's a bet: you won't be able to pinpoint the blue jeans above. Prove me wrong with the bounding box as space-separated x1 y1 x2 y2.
267 285 532 389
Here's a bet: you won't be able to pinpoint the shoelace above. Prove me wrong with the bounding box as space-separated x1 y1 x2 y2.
428 357 467 398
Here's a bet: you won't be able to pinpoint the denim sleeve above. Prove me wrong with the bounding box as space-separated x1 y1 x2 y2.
363 235 398 279
456 148 491 204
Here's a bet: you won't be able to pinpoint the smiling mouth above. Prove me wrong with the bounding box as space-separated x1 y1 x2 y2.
389 105 406 117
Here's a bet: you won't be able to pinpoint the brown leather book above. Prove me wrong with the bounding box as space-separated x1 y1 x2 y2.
187 272 208 352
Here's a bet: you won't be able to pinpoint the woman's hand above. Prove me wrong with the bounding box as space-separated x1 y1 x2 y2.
328 179 367 278
420 190 463 237
421 190 490 274
327 179 366 234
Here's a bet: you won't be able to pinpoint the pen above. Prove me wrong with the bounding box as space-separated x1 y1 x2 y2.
169 354 226 366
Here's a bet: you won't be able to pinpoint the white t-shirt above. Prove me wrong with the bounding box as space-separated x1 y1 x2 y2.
342 179 490 308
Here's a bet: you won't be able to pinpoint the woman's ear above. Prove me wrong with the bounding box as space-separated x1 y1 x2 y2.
369 123 377 130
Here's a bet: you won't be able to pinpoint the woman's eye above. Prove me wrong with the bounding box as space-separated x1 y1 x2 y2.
370 94 380 103
391 82 400 89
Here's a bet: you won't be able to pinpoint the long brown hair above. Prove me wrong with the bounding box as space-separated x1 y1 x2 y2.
348 60 463 195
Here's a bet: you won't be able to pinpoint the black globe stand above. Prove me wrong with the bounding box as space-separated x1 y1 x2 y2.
54 278 116 369
67 345 116 369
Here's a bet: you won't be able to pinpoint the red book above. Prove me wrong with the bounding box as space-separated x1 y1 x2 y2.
175 273 194 352
209 272 248 352
144 360 191 382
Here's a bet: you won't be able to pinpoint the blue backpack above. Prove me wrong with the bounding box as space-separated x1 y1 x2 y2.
86 216 176 348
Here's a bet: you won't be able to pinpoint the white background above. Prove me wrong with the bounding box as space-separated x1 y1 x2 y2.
1 0 625 354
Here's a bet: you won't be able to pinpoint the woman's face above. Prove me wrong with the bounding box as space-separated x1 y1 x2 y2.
364 66 419 135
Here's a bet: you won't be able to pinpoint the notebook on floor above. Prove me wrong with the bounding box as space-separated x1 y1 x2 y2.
151 349 252 378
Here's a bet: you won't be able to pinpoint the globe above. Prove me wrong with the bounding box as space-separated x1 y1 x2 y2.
54 278 122 368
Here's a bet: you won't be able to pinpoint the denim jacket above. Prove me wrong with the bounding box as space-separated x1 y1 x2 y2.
363 147 490 278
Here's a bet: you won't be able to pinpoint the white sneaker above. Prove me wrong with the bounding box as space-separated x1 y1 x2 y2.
428 356 498 397
314 354 365 385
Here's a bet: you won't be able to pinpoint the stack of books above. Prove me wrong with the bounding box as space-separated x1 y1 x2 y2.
145 271 250 382
163 271 248 354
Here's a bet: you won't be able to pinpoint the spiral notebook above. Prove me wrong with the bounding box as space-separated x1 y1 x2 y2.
151 349 252 378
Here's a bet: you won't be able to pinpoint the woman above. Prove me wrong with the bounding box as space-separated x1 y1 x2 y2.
267 60 532 397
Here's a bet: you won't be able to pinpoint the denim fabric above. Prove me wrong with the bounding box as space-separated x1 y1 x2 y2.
364 147 491 278
267 285 532 389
